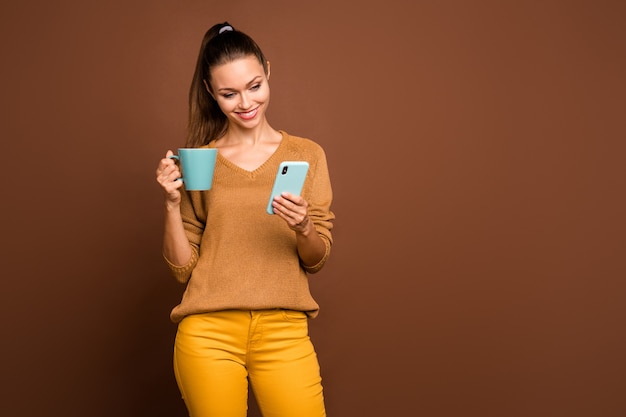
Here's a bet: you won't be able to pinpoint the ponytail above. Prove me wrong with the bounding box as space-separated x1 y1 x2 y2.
186 22 268 147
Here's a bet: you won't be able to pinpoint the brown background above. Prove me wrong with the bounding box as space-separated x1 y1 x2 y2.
1 1 625 416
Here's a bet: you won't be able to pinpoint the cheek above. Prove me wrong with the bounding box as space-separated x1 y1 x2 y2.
259 87 270 104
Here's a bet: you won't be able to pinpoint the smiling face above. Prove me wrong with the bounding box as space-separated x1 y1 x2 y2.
208 55 271 131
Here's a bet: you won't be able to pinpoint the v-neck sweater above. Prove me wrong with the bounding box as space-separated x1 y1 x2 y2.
164 131 335 323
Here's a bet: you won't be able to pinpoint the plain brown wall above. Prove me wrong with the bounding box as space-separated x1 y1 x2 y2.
2 1 625 416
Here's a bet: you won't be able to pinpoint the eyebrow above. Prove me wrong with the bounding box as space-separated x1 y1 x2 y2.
217 76 263 92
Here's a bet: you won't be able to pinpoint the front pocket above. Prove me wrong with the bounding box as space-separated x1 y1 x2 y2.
281 309 307 322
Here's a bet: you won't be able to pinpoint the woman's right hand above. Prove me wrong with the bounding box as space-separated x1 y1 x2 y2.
156 150 184 206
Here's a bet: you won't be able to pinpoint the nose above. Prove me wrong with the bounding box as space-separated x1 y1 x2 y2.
239 92 251 109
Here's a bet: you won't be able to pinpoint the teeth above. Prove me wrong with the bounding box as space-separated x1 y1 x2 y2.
239 108 257 119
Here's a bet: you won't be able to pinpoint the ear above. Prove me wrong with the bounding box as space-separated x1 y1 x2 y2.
266 61 271 80
203 79 215 99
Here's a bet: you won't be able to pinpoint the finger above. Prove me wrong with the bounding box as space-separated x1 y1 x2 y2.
275 208 298 227
271 200 292 219
158 166 181 188
158 150 176 167
281 192 309 210
280 192 301 204
157 166 173 182
167 177 184 191
273 199 305 224
163 163 180 177
157 159 175 176
279 196 309 218
162 170 181 186
162 178 183 199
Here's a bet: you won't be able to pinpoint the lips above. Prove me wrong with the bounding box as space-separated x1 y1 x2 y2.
237 107 258 120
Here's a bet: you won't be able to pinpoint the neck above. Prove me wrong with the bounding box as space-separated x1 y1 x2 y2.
221 120 279 146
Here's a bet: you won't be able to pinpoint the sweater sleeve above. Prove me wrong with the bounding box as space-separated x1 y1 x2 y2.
163 189 207 284
302 144 335 274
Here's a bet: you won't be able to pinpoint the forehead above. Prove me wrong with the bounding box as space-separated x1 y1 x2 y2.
210 56 265 87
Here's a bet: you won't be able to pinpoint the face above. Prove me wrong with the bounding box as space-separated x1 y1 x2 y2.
208 56 271 130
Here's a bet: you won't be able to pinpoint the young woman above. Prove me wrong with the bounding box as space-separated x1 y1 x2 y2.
155 22 334 417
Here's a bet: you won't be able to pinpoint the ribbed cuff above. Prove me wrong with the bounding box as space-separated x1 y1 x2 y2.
163 247 199 283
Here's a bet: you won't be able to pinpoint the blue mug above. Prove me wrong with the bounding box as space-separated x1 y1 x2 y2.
169 148 218 191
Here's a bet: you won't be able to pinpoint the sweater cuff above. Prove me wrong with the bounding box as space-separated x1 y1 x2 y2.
163 246 199 283
302 235 331 274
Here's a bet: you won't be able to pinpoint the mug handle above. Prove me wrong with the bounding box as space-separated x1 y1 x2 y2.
168 155 183 182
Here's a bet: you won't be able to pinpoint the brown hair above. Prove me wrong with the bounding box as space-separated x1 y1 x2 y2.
186 22 268 147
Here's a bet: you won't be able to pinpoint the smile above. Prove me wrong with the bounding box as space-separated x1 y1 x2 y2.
237 107 259 120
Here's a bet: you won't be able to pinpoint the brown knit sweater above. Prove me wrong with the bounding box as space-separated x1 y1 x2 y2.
164 131 334 323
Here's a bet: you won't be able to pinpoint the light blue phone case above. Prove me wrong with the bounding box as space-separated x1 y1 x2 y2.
266 161 309 214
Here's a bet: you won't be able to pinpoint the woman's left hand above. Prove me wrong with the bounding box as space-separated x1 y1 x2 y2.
273 192 326 267
271 192 312 234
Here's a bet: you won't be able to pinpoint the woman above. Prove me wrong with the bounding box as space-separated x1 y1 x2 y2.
155 22 334 417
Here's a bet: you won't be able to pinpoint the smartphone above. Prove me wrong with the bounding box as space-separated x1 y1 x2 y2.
266 161 309 214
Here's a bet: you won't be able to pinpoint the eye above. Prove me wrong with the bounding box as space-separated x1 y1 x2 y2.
250 83 261 91
222 92 236 99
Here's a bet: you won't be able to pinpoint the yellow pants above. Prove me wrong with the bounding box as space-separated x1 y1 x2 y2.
173 309 326 417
